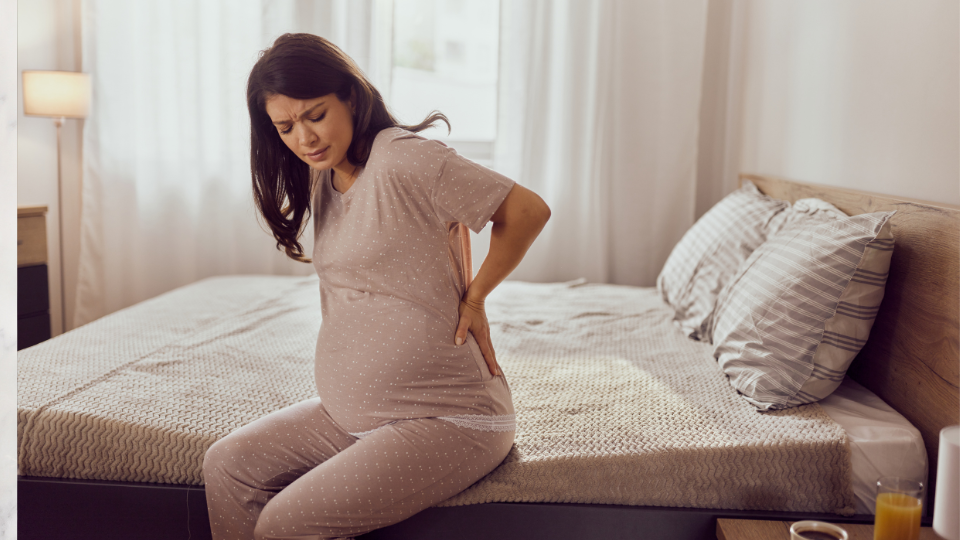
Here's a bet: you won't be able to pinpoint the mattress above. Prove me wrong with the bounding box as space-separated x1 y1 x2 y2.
17 275 920 515
818 378 927 515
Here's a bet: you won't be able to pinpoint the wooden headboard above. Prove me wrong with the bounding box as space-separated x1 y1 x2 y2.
742 173 960 497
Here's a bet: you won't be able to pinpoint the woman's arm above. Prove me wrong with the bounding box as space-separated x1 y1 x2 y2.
454 184 551 375
467 184 551 301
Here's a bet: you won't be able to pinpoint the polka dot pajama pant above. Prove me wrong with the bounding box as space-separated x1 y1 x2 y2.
202 398 514 540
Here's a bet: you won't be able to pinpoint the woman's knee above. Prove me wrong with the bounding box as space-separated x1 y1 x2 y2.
253 487 363 540
202 432 250 484
252 499 287 540
202 439 226 483
253 496 328 540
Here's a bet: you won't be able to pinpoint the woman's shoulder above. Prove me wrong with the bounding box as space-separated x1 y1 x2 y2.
370 127 450 163
373 126 420 145
366 128 453 193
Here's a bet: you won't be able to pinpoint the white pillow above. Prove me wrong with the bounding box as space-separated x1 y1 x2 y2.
657 181 788 341
711 200 895 410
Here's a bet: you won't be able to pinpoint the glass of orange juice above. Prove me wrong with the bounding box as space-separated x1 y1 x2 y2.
874 477 923 540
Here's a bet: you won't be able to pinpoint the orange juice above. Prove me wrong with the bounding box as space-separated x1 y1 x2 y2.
874 492 922 540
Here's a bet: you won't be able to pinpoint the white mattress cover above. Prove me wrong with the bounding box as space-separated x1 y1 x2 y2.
819 377 928 515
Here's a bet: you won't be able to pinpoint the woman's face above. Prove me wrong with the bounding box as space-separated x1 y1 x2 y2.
264 93 355 173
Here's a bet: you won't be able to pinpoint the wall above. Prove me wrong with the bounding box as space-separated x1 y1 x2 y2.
17 0 83 336
736 0 959 206
17 1 959 327
2 0 18 535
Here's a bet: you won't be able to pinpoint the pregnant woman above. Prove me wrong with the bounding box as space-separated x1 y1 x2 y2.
202 33 550 540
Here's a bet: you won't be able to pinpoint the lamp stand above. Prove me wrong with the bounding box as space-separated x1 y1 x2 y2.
54 117 67 335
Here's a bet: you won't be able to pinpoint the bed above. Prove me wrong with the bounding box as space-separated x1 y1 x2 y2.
17 174 960 540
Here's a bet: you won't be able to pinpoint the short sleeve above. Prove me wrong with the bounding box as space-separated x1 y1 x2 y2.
431 146 516 234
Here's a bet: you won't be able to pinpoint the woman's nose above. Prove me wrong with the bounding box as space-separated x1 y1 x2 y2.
297 125 318 146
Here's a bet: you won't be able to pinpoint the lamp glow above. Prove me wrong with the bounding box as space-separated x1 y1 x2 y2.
22 70 90 119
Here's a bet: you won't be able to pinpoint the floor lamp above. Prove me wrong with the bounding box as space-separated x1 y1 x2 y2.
22 70 91 335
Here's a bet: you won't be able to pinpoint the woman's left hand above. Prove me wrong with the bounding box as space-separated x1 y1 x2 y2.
455 296 501 377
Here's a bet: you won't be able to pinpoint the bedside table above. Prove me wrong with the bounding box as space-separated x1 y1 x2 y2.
18 205 51 349
716 518 941 540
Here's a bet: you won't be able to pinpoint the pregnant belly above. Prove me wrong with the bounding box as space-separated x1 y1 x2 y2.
313 290 494 430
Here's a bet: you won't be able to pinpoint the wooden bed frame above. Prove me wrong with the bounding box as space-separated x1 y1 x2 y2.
743 174 960 498
18 175 960 540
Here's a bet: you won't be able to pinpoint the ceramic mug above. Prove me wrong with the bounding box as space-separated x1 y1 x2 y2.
790 520 850 540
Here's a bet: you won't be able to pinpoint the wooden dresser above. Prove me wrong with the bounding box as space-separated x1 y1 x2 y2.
18 205 51 349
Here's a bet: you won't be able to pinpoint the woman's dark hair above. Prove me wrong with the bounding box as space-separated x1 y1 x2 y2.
247 33 449 262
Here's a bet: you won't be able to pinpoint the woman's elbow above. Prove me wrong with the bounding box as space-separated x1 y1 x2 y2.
533 196 551 228
493 185 550 230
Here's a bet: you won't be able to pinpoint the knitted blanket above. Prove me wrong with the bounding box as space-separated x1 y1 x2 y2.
17 276 855 514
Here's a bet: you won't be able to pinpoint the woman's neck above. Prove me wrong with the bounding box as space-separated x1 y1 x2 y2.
332 163 359 194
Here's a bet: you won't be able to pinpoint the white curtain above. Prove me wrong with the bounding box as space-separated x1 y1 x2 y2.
75 0 375 326
495 0 709 286
76 0 713 325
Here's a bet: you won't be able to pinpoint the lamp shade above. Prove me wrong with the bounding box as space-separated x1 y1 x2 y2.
22 70 91 118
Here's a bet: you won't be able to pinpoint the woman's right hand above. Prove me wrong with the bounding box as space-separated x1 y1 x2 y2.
455 296 501 377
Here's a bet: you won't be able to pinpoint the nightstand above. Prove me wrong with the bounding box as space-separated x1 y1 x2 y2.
716 518 941 540
18 205 51 349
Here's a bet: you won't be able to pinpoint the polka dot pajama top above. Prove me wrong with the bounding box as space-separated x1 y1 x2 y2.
310 127 516 436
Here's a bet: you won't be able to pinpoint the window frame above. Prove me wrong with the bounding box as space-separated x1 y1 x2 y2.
373 0 500 165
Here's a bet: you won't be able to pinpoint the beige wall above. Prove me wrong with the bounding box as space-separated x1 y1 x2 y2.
2 0 20 529
17 0 83 335
736 0 959 206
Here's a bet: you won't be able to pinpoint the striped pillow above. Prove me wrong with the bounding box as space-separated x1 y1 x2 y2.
657 182 788 341
711 200 894 410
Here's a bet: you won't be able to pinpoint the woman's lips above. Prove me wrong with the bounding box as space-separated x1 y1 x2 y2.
306 147 329 162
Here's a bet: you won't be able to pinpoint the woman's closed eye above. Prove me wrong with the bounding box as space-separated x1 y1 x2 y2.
277 113 325 135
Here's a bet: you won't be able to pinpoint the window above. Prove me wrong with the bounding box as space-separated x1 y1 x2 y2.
376 0 500 165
